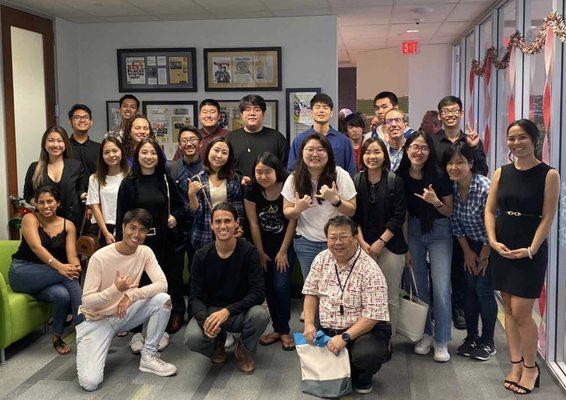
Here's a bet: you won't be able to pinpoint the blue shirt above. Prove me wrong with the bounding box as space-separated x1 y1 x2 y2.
287 126 356 175
450 173 490 244
167 158 203 205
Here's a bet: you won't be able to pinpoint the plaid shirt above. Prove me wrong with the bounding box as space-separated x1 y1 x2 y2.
189 170 245 250
385 141 405 172
302 246 389 330
450 173 490 244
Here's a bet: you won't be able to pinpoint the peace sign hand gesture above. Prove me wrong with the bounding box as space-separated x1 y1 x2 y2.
465 122 480 148
414 184 440 206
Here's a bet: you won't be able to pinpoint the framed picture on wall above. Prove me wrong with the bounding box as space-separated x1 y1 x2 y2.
106 100 122 133
117 48 197 92
285 88 321 142
204 47 282 91
142 101 198 159
218 100 278 131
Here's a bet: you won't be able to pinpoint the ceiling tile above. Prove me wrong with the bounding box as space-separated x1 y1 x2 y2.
194 0 268 13
262 0 329 11
209 10 273 18
128 0 209 14
329 0 393 7
336 6 392 26
437 21 468 35
155 13 214 20
341 25 389 40
7 0 87 17
447 2 493 21
58 0 148 17
271 9 332 17
63 16 104 23
100 15 161 22
394 0 458 4
391 3 456 23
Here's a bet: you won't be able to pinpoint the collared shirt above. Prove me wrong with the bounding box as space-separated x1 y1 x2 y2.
70 135 100 176
451 173 490 244
198 125 230 159
302 246 389 330
433 129 489 176
385 140 405 172
288 126 356 175
167 157 203 205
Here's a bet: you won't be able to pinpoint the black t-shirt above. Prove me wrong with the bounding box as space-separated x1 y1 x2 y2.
227 127 289 177
244 184 288 257
399 169 452 220
70 136 100 177
136 174 167 227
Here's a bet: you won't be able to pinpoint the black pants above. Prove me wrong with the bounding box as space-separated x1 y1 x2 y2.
451 238 465 313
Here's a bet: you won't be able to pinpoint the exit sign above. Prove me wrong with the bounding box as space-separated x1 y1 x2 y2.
401 41 419 54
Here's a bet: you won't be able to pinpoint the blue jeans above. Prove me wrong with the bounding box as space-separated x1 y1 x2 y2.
462 238 497 346
293 235 327 280
264 248 293 334
408 217 453 344
8 258 84 336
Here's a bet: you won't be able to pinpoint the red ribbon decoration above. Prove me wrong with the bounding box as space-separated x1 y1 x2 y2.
483 57 492 153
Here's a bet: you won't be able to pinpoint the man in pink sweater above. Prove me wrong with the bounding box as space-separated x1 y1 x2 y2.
76 208 177 391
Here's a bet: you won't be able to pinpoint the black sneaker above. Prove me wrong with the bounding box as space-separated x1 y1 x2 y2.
353 374 373 394
457 336 479 357
470 343 496 361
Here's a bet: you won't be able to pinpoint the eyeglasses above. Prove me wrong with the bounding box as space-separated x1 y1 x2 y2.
328 234 354 243
408 144 430 154
385 117 404 126
304 147 327 155
180 138 200 145
72 115 91 121
440 108 461 116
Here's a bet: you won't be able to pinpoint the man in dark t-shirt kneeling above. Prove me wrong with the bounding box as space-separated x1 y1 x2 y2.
184 202 268 374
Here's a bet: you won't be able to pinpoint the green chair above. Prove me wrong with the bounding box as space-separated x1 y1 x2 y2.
0 240 52 364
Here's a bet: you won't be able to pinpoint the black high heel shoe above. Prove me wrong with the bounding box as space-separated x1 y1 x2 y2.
504 358 523 391
513 362 540 395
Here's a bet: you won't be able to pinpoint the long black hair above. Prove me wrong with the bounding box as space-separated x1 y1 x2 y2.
294 133 337 204
397 130 442 233
95 137 130 186
202 136 236 180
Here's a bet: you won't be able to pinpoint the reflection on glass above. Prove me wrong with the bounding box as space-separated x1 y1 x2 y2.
479 19 493 168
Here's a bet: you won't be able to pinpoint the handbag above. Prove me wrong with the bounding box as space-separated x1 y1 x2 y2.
76 180 101 257
397 267 429 342
294 332 352 399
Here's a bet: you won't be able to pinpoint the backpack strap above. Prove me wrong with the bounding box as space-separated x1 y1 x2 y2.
353 172 362 192
386 171 396 200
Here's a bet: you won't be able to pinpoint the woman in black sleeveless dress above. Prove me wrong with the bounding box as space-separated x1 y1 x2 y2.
485 119 560 395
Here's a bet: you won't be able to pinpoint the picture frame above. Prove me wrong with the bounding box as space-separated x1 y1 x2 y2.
106 100 122 133
204 47 282 91
117 48 197 92
218 100 278 131
285 88 321 143
142 101 198 159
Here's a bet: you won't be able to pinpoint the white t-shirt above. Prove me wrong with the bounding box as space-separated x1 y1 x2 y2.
209 179 227 207
281 166 356 242
86 173 125 225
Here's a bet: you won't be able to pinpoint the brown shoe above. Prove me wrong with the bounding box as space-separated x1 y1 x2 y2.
211 330 227 364
234 340 255 374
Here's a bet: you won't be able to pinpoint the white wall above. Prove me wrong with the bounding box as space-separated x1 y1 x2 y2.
55 16 338 141
356 44 452 127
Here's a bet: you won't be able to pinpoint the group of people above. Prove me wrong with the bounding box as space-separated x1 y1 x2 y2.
7 90 559 396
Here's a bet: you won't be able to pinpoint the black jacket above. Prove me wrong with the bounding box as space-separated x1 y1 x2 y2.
23 159 88 228
353 171 408 255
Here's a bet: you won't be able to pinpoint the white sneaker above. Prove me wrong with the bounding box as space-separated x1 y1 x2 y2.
158 332 170 352
434 343 451 362
130 333 144 354
414 334 433 355
224 332 235 348
139 351 177 376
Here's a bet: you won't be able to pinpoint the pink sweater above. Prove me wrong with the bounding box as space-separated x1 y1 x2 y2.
79 244 167 320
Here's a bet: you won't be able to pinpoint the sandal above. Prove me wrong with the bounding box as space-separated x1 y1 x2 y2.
260 332 281 346
504 358 523 390
280 335 296 351
513 362 540 395
52 336 71 355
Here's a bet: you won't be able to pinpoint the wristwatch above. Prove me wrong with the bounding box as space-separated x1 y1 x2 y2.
332 198 342 208
341 331 350 343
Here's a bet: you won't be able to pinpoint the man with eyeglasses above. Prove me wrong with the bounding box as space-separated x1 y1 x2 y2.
165 127 203 333
68 104 100 176
302 215 391 394
363 91 414 143
382 109 408 172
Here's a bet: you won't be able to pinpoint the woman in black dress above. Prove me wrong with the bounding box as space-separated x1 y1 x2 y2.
485 119 559 394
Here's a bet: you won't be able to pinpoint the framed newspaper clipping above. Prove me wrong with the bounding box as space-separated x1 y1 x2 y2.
285 88 321 142
218 100 278 131
117 48 197 92
142 101 198 159
106 100 122 132
204 47 281 91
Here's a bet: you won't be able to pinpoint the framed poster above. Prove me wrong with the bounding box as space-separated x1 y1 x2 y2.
204 47 281 91
142 101 198 159
106 100 122 132
285 88 321 142
117 48 197 92
218 100 278 131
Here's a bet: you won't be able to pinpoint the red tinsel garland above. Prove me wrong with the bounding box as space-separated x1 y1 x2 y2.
471 11 565 76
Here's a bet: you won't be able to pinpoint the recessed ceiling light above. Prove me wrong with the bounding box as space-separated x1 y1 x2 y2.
407 29 419 33
412 7 434 14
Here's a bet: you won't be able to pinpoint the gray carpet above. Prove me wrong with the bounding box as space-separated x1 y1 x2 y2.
1 300 565 400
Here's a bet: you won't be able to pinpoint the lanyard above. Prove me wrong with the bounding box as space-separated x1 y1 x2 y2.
334 248 361 315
